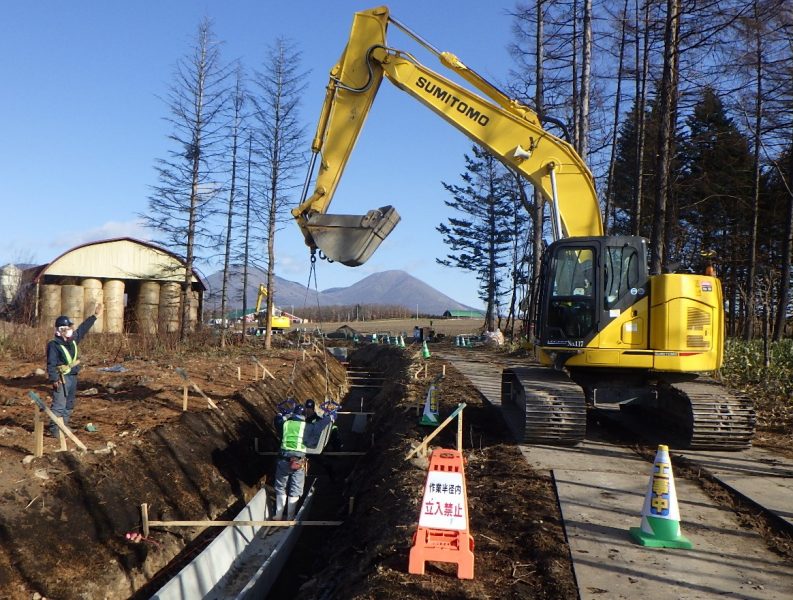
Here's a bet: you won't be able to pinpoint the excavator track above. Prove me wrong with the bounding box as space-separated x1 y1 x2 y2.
501 367 586 445
658 379 756 450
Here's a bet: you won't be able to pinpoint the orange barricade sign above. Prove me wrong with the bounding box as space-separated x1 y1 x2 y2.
408 448 474 579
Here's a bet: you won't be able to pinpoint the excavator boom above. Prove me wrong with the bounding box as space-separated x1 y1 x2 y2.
292 5 601 266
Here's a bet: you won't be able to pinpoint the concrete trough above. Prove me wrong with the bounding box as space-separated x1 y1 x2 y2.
151 484 316 599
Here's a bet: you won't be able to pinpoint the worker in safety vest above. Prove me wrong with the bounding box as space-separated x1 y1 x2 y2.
273 403 334 520
46 304 102 437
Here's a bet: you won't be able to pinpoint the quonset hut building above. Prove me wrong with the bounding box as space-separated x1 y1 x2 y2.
24 238 205 333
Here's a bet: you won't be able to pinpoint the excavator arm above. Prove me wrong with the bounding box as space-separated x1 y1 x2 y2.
292 5 602 266
255 284 268 314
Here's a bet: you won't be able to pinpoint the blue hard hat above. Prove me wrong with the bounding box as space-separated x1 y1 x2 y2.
292 404 306 416
55 315 73 328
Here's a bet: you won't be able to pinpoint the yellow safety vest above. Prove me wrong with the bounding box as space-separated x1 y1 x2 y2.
57 342 79 372
281 419 307 453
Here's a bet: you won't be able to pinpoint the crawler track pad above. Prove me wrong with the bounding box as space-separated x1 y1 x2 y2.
502 367 586 445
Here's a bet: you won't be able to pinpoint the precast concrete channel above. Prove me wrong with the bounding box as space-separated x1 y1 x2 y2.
148 361 383 599
438 350 793 600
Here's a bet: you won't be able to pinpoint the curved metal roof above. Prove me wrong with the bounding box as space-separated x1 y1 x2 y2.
30 237 206 290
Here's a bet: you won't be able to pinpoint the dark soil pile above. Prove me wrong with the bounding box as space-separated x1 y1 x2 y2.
290 344 577 600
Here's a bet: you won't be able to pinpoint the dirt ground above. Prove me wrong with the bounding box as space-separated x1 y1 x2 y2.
0 318 787 599
279 343 576 600
0 320 578 600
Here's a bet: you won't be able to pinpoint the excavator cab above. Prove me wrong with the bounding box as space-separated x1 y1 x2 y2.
536 236 649 351
303 205 401 266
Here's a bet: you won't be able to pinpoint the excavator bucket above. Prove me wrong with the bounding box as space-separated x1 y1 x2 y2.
305 205 401 267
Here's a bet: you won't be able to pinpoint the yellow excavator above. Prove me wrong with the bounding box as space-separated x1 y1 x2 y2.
255 284 291 332
292 6 755 449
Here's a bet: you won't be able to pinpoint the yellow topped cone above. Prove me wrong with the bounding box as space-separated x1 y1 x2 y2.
630 444 692 549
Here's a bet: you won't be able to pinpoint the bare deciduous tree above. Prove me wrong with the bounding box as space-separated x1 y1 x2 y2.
251 38 307 349
145 18 230 339
219 65 247 347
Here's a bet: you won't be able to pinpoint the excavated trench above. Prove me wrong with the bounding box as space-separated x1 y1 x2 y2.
131 344 410 598
2 354 347 600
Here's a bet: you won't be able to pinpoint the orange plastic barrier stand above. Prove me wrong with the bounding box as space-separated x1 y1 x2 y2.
408 448 474 579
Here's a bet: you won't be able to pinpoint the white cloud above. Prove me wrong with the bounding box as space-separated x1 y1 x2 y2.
50 219 151 250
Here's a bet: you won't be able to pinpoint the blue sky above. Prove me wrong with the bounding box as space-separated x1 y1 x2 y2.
1 0 521 309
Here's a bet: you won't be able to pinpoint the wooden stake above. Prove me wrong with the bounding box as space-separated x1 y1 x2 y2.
406 403 467 460
141 503 150 537
27 392 87 451
174 368 218 410
144 517 342 528
348 496 355 515
182 385 189 411
251 357 275 380
56 417 67 451
237 367 241 381
33 407 43 458
443 364 446 376
457 408 463 452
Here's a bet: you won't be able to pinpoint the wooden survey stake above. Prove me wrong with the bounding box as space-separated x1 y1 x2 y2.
251 357 275 381
174 368 219 410
32 407 44 457
27 391 87 451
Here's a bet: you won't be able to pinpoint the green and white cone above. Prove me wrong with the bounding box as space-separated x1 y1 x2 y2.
420 384 440 426
630 444 693 549
421 341 431 358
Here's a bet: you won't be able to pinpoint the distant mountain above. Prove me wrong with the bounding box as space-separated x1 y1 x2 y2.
203 267 476 316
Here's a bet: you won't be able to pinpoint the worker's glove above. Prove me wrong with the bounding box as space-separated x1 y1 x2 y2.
57 364 71 375
51 381 60 390
326 400 341 422
277 397 297 416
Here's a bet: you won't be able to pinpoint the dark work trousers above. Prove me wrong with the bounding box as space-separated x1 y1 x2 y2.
50 374 78 435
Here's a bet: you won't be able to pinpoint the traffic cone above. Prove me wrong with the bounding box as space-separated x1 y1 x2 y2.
422 341 431 359
419 383 440 426
455 335 461 347
372 333 378 343
630 444 693 549
399 335 406 348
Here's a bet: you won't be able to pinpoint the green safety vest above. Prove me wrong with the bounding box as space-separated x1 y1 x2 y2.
57 342 79 371
281 419 307 453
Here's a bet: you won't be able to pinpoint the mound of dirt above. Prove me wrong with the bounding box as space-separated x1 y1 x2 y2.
0 348 345 599
282 344 577 600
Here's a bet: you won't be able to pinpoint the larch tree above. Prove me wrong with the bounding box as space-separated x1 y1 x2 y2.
250 38 307 350
219 65 247 348
649 0 680 274
145 18 231 339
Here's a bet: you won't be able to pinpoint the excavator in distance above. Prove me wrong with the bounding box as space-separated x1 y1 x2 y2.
292 5 755 449
255 284 291 333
